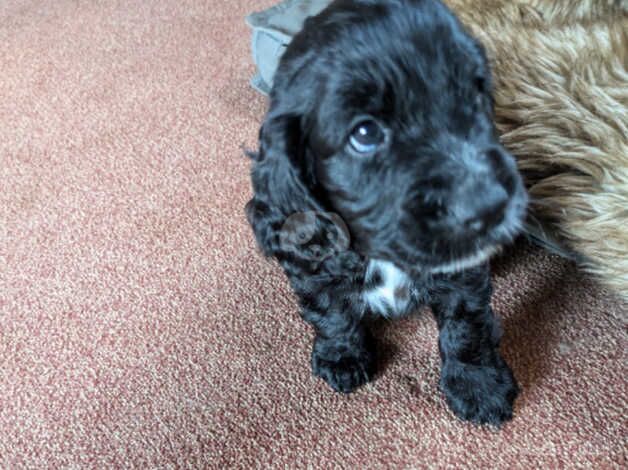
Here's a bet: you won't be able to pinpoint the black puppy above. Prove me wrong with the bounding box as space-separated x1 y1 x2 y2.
246 0 528 425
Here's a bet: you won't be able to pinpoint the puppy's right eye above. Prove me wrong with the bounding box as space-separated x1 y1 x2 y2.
348 120 385 154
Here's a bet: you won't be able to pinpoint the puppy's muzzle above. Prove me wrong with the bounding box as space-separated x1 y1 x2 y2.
417 145 523 238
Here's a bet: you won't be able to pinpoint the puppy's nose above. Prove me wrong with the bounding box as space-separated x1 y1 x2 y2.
456 183 509 233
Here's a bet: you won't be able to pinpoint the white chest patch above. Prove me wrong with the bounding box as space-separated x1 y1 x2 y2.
363 259 414 317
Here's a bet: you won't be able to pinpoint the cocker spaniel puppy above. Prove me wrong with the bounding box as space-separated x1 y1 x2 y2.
246 0 528 425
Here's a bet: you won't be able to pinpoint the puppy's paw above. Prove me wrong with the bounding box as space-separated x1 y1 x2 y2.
311 335 376 394
440 357 519 425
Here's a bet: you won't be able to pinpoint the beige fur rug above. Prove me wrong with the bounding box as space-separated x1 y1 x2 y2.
446 0 628 299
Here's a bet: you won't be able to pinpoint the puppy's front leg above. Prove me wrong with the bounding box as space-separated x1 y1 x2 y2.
297 285 376 394
430 265 519 425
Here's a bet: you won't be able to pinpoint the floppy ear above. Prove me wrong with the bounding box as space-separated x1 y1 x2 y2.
245 36 357 269
246 103 354 272
246 108 323 255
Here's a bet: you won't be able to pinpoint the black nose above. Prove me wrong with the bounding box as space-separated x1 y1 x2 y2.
456 182 509 233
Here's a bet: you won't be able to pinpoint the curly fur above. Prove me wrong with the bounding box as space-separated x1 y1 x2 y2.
446 0 628 298
246 0 529 425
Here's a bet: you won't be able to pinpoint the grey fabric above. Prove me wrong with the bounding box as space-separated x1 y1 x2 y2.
246 0 332 94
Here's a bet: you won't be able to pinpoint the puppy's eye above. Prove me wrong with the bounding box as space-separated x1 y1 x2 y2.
348 120 385 154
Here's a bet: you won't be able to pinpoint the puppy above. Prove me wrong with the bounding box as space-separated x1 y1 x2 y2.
246 0 528 425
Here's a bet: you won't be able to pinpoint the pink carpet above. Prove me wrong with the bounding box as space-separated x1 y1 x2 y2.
0 0 626 467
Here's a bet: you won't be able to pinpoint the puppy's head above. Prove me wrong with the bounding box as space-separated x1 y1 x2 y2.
249 0 527 274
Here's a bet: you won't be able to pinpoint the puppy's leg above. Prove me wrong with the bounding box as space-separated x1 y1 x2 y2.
430 266 518 425
299 289 376 394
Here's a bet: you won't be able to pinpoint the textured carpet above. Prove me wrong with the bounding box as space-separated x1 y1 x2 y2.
0 0 626 468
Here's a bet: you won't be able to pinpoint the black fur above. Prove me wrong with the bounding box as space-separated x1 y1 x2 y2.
246 0 527 425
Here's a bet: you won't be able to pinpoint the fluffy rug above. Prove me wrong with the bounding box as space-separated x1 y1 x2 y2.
447 0 628 298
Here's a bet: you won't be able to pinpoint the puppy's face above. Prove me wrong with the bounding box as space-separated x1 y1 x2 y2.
271 0 527 274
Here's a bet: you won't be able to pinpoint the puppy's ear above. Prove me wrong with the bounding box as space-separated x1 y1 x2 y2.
246 45 354 268
246 109 324 259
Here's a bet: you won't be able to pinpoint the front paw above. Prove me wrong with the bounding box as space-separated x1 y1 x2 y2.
311 335 376 393
440 356 519 425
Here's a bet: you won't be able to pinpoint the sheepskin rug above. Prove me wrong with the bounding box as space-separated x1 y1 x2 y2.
446 0 628 299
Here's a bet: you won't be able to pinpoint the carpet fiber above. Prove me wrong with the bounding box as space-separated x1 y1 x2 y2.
0 0 626 467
